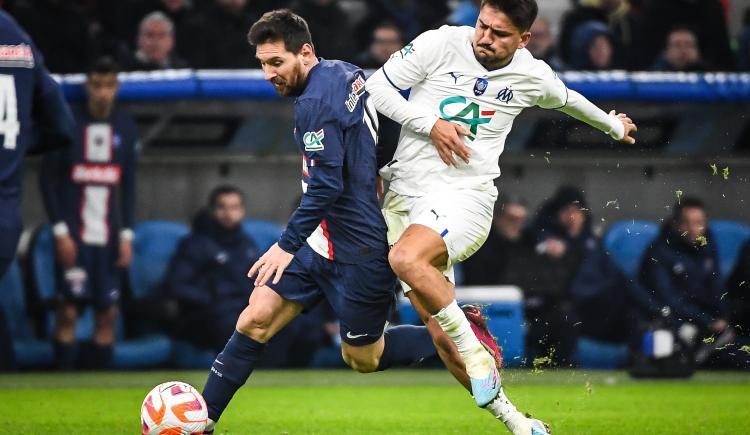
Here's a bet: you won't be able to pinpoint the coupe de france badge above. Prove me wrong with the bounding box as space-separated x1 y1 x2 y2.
474 78 489 96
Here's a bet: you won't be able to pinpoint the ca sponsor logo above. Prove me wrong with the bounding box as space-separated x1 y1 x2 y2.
303 129 325 151
398 42 415 58
438 96 495 140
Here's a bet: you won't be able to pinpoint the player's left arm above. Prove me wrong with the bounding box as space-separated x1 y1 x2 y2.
28 43 75 154
536 67 636 144
116 128 138 268
250 101 345 287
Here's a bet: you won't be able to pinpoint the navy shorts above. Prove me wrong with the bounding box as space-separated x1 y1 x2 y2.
57 243 121 309
267 244 399 346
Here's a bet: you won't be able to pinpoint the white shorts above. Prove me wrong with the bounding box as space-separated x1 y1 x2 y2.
382 188 497 290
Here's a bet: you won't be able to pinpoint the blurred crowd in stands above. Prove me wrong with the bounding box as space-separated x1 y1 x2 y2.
1 0 750 73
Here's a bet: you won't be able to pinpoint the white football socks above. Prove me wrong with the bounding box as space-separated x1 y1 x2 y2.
486 388 529 434
432 300 493 379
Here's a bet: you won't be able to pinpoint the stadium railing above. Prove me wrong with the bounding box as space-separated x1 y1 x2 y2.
54 70 750 103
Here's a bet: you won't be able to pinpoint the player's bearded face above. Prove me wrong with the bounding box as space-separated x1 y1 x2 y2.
472 6 530 70
257 40 309 97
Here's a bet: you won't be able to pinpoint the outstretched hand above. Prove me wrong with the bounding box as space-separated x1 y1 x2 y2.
248 243 294 287
429 119 471 167
610 110 637 145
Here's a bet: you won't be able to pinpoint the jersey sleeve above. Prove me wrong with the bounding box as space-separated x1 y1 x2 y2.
296 99 344 167
535 63 568 110
277 100 346 254
379 28 445 91
120 118 138 231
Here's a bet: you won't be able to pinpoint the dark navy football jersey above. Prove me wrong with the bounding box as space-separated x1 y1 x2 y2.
40 106 138 246
277 60 387 264
0 11 74 196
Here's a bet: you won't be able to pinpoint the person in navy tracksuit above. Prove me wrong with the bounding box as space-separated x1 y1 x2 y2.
638 197 735 366
40 57 138 370
0 10 75 371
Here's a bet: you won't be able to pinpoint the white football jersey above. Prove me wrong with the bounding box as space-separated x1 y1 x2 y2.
377 25 569 196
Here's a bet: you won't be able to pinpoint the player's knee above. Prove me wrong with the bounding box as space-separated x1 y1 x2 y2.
341 348 379 373
388 244 422 278
236 308 274 342
56 306 77 329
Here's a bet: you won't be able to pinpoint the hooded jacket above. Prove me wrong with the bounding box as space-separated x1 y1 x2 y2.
639 223 728 328
167 210 258 311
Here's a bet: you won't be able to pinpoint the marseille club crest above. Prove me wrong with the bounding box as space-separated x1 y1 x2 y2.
473 78 488 96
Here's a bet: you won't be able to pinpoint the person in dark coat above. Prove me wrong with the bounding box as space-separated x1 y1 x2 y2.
523 186 597 365
638 197 740 366
120 12 189 71
567 20 618 70
167 185 331 367
650 27 710 72
462 196 533 286
167 186 259 352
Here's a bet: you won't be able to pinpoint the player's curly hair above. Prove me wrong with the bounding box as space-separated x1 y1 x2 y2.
481 0 538 32
247 9 313 54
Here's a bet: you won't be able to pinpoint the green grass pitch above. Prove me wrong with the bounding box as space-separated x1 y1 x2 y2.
0 369 748 434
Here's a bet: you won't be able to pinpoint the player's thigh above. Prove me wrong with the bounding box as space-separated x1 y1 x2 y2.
391 223 449 269
236 285 304 341
383 192 447 265
409 189 496 268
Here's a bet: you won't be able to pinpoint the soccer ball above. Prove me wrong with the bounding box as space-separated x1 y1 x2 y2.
141 381 208 435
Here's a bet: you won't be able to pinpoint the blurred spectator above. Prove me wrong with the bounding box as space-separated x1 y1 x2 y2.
183 0 263 68
558 0 634 64
651 27 709 72
40 58 138 370
167 185 259 352
292 0 356 63
8 0 91 73
638 197 735 366
354 0 449 52
737 9 750 71
446 0 480 27
121 12 189 71
462 196 532 286
354 21 404 69
527 17 564 70
636 0 733 70
522 186 597 364
166 186 332 367
568 20 617 70
727 240 750 334
118 0 198 67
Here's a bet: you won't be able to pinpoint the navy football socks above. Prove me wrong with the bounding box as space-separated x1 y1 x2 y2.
202 331 266 423
377 325 437 371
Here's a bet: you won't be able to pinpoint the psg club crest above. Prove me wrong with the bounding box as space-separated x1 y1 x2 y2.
473 78 489 96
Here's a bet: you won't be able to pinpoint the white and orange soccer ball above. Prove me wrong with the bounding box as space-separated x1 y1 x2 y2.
141 381 208 435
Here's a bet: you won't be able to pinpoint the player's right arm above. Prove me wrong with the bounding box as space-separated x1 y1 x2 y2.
365 28 471 166
250 99 345 286
40 149 77 268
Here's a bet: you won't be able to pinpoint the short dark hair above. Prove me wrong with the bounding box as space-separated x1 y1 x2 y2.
209 185 245 208
87 56 119 77
673 196 706 221
247 9 313 54
480 0 538 32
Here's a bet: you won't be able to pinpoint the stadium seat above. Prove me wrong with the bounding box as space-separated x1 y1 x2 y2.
709 220 750 279
129 221 190 300
603 220 660 279
0 260 54 368
572 337 629 369
241 219 284 252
